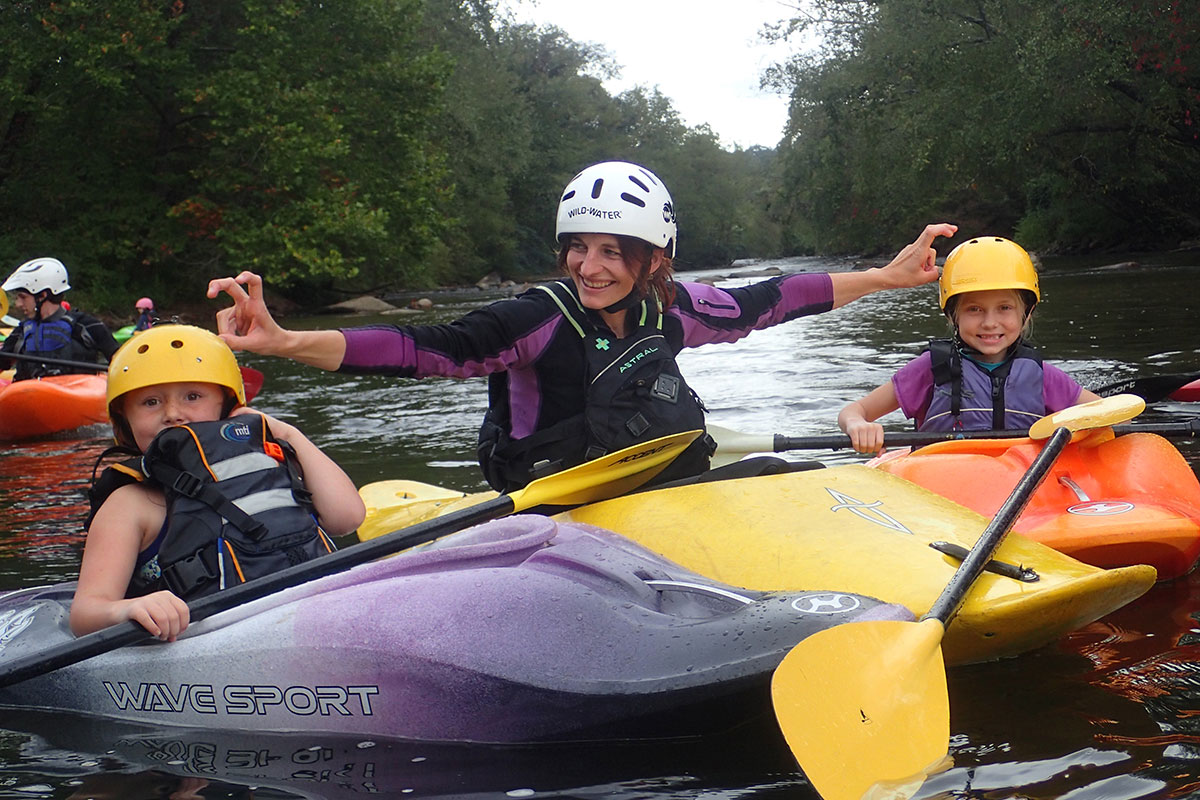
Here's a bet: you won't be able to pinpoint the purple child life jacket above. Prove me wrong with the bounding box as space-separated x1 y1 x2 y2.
920 338 1046 431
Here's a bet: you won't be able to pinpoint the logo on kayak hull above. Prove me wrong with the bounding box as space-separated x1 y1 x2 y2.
0 606 38 651
1067 500 1135 516
791 593 863 615
825 488 912 534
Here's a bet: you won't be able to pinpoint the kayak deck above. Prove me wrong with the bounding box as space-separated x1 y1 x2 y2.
359 466 1157 666
0 517 908 741
870 433 1200 580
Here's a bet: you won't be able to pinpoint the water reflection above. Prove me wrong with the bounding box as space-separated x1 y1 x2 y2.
0 709 807 800
0 433 109 586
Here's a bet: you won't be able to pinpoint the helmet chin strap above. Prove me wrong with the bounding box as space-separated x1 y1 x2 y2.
33 291 51 320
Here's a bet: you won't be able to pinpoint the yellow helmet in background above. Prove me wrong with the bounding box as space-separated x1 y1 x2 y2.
107 324 245 417
939 236 1040 312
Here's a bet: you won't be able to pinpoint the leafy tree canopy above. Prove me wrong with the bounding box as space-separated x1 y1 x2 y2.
766 0 1200 253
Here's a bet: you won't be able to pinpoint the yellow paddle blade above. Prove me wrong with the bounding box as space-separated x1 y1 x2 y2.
357 479 485 542
0 290 7 321
1028 394 1145 440
512 429 702 511
772 618 950 800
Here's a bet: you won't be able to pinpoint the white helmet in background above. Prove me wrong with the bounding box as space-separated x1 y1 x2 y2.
555 161 677 257
2 257 71 295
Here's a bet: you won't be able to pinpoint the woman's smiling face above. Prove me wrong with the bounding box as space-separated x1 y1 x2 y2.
564 233 638 311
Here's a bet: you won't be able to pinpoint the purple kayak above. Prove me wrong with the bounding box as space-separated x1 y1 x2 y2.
0 516 909 742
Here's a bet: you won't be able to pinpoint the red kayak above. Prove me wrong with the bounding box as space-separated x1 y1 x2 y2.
1170 378 1200 402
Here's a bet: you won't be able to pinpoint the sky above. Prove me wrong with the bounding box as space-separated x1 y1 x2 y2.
499 0 802 150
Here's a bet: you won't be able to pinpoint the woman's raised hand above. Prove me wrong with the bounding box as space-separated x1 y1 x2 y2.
878 223 959 289
207 271 288 355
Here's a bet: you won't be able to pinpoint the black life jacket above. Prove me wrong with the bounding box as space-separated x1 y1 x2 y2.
477 280 714 492
86 415 337 600
926 337 1045 430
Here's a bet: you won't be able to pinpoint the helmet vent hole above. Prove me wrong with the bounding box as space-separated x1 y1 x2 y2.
590 178 604 199
136 344 150 354
561 190 576 201
620 192 646 208
170 339 184 349
628 176 649 192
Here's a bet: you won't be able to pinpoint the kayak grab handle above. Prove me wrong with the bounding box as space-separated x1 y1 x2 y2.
928 541 1040 582
643 579 756 604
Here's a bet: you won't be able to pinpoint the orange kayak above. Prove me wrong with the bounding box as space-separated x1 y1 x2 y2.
0 374 108 440
870 432 1200 580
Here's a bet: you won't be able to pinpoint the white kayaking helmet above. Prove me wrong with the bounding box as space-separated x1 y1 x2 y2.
2 257 71 295
555 161 677 257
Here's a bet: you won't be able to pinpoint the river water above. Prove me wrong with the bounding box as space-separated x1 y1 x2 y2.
1 251 1199 799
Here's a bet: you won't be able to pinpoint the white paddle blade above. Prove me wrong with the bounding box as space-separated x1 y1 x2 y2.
707 423 776 467
772 618 951 800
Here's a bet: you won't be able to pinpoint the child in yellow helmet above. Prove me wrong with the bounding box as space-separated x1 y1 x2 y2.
838 236 1101 453
71 325 364 641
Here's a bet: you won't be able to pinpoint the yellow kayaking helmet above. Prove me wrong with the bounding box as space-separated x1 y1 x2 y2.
107 325 245 446
939 236 1040 314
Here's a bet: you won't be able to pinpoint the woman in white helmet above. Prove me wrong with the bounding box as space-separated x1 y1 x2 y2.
209 161 957 490
0 257 121 380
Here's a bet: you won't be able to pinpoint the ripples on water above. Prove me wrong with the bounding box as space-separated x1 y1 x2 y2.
0 254 1199 798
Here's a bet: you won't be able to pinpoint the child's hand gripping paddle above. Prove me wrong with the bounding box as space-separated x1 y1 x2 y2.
770 394 1146 800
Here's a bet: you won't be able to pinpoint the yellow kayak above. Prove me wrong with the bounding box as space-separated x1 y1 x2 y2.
358 466 1156 666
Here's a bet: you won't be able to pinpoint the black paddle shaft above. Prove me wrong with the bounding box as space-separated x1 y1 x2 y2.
922 426 1073 625
0 350 107 372
772 420 1200 452
0 495 515 689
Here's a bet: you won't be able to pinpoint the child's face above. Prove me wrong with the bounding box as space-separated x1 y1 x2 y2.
953 289 1027 363
121 381 227 451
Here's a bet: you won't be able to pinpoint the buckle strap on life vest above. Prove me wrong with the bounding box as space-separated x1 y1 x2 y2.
145 459 271 541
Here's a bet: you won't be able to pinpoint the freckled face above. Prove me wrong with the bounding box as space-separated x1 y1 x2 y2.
121 381 226 451
564 234 639 311
953 289 1028 363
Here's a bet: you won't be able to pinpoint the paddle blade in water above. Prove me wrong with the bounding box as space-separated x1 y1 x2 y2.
1028 394 1145 440
515 429 701 509
772 618 950 800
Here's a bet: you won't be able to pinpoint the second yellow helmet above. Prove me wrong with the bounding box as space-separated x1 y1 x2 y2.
939 236 1039 312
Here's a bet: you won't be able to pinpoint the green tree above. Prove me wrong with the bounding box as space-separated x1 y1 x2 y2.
0 0 450 306
768 0 1200 254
